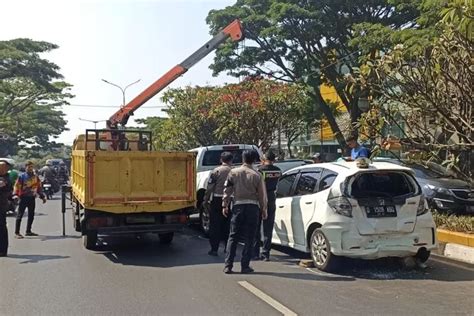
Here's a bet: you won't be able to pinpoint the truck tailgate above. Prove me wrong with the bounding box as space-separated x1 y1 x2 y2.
72 151 196 213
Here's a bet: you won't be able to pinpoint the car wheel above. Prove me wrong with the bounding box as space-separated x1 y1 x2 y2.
82 231 97 250
310 229 340 272
158 232 174 244
200 204 210 237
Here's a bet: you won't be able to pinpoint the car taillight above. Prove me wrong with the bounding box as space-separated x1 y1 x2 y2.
328 197 353 217
417 195 429 216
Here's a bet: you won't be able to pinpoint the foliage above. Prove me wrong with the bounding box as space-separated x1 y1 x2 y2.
0 39 72 156
355 0 473 179
141 78 313 152
432 210 474 233
206 0 429 147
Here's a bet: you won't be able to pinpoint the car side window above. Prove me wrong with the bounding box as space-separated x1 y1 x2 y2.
319 169 338 191
294 171 321 196
276 174 297 198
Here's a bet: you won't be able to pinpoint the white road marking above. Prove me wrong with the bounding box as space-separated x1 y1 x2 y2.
238 281 297 316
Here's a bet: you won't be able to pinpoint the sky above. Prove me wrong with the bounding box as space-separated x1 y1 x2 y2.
1 0 238 144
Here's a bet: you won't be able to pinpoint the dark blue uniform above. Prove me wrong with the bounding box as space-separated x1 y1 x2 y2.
254 164 281 260
0 173 13 255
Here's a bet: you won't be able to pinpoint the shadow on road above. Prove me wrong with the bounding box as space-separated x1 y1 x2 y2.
39 235 81 241
252 271 355 282
271 244 474 282
6 254 70 264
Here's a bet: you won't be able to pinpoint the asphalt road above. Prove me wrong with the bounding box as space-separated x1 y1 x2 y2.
1 197 473 316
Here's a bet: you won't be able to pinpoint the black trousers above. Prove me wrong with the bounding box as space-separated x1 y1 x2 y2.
209 197 229 252
254 191 276 258
15 196 36 234
0 198 8 254
225 204 259 269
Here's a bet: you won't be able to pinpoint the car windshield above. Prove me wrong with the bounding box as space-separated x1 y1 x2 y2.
202 150 245 166
350 171 417 198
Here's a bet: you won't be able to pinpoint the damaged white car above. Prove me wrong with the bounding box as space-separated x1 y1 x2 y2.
273 159 437 272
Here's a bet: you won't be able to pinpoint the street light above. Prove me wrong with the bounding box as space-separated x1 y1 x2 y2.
78 118 107 129
101 78 141 107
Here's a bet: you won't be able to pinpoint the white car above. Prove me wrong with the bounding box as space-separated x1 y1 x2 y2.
273 160 437 272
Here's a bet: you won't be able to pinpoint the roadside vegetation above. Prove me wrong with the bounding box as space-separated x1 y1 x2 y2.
432 211 474 233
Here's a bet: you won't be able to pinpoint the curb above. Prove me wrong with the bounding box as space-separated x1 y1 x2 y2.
436 229 474 264
437 229 474 247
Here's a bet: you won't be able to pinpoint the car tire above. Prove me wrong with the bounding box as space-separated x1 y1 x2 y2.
83 231 97 250
159 232 174 244
310 229 340 272
199 204 210 237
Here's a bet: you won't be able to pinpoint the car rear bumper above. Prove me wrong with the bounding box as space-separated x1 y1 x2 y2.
322 217 437 259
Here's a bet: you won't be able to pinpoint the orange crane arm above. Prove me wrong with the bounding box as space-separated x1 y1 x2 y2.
107 19 244 129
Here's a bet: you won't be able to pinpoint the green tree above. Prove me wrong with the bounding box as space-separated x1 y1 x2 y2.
0 39 72 156
358 0 473 179
206 0 427 148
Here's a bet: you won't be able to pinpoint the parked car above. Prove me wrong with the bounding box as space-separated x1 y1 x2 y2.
273 160 437 272
374 158 473 215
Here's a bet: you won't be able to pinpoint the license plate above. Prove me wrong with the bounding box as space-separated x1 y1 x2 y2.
365 205 397 218
125 216 155 224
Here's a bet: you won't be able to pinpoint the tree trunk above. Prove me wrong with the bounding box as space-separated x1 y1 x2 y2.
308 89 347 149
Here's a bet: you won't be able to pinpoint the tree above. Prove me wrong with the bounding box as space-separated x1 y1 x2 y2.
140 78 313 152
206 0 427 148
0 39 72 156
357 0 473 179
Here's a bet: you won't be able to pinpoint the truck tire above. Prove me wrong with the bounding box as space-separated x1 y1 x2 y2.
158 232 174 244
83 231 98 250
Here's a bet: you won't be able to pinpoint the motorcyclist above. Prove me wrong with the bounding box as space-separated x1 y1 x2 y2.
39 162 59 192
57 162 69 185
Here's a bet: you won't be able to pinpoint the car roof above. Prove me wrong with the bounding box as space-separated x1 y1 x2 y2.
189 144 259 151
285 161 415 176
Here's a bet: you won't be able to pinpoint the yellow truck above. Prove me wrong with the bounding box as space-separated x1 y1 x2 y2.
69 20 244 249
71 130 195 249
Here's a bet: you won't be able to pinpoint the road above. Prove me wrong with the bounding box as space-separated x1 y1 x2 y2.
1 197 473 316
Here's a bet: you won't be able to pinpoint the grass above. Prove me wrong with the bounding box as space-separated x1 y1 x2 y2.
432 210 474 234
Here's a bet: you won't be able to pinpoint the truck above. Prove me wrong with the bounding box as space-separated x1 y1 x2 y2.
70 20 244 249
190 144 309 235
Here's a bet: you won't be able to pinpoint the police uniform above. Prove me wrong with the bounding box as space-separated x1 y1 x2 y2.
204 163 232 253
0 163 13 255
223 164 267 272
254 164 281 260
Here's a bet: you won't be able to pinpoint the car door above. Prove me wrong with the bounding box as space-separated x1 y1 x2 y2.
288 169 322 248
273 172 298 246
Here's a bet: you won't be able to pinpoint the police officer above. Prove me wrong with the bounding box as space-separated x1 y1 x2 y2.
0 160 13 256
253 151 281 261
203 151 233 256
222 150 267 274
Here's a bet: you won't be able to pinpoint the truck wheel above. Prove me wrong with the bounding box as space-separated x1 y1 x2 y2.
158 232 174 244
310 229 340 272
199 205 210 237
83 231 98 250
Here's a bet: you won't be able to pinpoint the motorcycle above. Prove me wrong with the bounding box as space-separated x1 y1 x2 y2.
42 179 54 200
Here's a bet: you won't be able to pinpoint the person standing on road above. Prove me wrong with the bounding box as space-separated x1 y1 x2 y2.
312 153 323 164
203 151 233 256
13 161 46 238
0 160 14 256
346 136 370 160
222 150 267 274
253 151 281 261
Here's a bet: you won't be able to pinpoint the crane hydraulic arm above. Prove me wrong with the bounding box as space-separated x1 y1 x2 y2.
107 19 244 129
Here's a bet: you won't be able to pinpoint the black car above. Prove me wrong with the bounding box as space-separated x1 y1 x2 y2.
376 158 474 215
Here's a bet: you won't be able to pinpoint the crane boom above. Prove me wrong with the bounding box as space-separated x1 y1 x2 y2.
107 19 244 129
